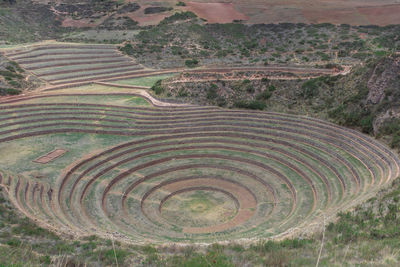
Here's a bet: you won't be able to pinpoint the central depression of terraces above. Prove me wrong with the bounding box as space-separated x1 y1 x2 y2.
0 93 399 243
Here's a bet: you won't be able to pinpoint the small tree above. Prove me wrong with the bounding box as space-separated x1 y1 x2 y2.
151 80 164 95
185 59 199 68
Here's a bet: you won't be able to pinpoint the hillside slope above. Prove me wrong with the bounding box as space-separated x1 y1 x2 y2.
156 54 400 150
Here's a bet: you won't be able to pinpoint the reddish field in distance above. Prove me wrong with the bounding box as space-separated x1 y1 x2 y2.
183 2 248 23
232 0 400 25
38 0 400 26
357 4 400 26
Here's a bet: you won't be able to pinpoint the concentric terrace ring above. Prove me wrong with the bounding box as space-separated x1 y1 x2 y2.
1 94 398 243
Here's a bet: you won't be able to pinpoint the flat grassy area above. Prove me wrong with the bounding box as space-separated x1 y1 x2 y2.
112 74 176 87
13 94 151 107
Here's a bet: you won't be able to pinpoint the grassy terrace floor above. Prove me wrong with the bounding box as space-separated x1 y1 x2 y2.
112 74 176 87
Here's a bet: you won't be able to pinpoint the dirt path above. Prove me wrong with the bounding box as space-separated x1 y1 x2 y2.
34 64 350 92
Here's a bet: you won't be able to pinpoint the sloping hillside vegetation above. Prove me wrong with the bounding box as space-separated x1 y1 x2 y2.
156 54 400 151
0 0 64 43
117 17 400 68
0 55 40 95
326 54 400 149
0 0 140 43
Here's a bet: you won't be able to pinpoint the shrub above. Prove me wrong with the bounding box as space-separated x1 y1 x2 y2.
185 58 199 68
7 238 21 247
8 80 21 88
374 50 388 57
40 255 51 265
0 88 21 96
171 46 187 55
256 90 272 100
216 97 227 107
160 11 196 24
5 65 15 72
246 85 254 93
176 1 186 6
325 63 343 70
98 249 130 265
381 119 400 135
9 61 24 72
144 7 173 15
151 80 164 95
82 241 97 250
360 115 373 134
119 43 135 55
234 100 266 110
207 84 218 99
177 88 188 97
301 79 319 98
54 243 75 254
391 133 400 150
0 70 23 79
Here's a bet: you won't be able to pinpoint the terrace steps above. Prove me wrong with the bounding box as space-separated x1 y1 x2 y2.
0 92 398 242
3 43 144 87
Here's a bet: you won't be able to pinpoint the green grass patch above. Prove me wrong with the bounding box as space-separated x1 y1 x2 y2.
112 74 175 87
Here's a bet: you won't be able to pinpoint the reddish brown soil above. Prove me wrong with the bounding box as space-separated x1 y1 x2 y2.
33 149 67 164
184 2 248 23
35 0 400 26
357 4 400 26
302 8 366 25
180 0 400 26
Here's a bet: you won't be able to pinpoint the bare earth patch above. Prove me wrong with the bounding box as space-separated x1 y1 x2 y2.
357 4 400 26
33 149 67 164
184 2 248 23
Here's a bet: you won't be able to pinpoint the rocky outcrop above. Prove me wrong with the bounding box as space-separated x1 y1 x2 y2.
367 56 400 104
